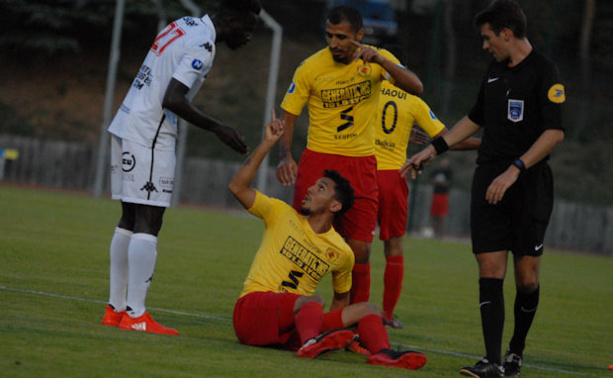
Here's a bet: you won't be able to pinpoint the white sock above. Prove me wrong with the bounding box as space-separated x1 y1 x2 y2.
126 233 158 318
108 227 132 311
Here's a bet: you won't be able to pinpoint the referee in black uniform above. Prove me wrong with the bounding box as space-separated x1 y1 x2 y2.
400 1 565 377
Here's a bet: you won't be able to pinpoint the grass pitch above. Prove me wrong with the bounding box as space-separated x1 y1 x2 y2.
1 184 611 377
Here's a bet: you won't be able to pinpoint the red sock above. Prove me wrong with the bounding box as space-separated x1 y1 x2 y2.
350 262 371 304
321 308 344 332
357 314 390 354
295 301 323 344
382 255 404 321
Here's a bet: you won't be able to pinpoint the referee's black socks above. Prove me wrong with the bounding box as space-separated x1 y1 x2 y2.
479 277 504 365
509 285 540 355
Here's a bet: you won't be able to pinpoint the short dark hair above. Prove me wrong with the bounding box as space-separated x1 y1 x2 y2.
474 0 527 39
327 5 363 33
323 170 354 218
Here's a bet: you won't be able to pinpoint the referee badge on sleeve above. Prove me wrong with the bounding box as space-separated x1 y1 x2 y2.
507 99 524 123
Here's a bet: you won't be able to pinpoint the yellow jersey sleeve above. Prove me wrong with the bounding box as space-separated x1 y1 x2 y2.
280 47 399 157
241 191 354 297
375 81 445 170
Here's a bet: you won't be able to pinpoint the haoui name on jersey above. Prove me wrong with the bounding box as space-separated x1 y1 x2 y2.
381 87 407 99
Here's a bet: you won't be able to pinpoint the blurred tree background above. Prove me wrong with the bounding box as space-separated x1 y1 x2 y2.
0 0 611 204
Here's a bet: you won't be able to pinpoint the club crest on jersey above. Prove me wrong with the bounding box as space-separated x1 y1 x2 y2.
191 59 203 70
507 99 524 123
287 81 296 94
357 64 371 77
547 83 566 104
326 248 339 263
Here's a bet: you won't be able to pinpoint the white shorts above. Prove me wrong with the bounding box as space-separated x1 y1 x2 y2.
110 134 175 207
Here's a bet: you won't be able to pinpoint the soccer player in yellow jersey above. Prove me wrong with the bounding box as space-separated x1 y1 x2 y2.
229 111 427 370
276 5 424 305
375 80 444 328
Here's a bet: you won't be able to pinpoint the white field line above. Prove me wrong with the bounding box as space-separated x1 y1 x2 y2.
0 285 592 376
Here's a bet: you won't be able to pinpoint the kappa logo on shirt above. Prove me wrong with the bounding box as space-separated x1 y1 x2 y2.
192 59 204 70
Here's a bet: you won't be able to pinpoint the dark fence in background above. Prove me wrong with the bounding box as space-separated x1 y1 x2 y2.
1 134 611 256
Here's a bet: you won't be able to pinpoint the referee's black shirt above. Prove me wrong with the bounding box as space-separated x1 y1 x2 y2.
468 50 565 165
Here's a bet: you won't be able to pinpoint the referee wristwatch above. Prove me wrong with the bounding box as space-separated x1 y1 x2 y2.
512 159 526 172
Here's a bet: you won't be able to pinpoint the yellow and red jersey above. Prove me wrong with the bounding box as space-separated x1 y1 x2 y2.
240 191 354 298
375 81 445 170
281 46 399 157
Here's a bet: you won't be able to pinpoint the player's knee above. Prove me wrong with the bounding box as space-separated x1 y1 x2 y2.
517 278 539 293
294 295 325 312
356 302 380 317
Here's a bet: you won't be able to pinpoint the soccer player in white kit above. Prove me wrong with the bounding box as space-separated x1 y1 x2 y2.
101 0 261 335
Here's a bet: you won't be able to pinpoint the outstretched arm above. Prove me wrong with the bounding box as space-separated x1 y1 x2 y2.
163 78 248 154
228 110 284 209
400 116 481 179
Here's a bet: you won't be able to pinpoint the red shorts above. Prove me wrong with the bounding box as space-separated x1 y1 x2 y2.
377 170 409 241
293 149 378 242
430 193 449 217
233 292 344 350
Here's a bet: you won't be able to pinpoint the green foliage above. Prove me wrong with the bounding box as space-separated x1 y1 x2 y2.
1 185 612 377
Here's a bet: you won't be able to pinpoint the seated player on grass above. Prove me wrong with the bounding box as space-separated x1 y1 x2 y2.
227 111 427 370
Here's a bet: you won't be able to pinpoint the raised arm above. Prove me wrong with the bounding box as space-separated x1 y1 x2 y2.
228 111 284 209
163 78 248 154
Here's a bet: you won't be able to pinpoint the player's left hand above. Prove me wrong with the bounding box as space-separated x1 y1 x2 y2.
485 166 520 204
350 41 383 64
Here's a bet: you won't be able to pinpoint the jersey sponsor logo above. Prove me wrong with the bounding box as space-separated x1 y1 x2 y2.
320 80 372 108
191 59 204 70
287 81 296 94
507 99 524 123
182 17 197 27
159 177 174 194
375 138 396 150
487 77 499 84
380 87 407 100
547 83 566 104
280 236 330 280
429 110 437 120
132 65 152 90
200 42 213 52
121 152 136 172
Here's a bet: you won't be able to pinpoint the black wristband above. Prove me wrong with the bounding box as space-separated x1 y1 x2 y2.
512 159 526 172
431 137 449 155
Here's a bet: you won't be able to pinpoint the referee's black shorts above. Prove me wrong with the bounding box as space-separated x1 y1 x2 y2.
471 161 554 256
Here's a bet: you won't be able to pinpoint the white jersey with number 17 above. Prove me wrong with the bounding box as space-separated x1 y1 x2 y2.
108 15 216 150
